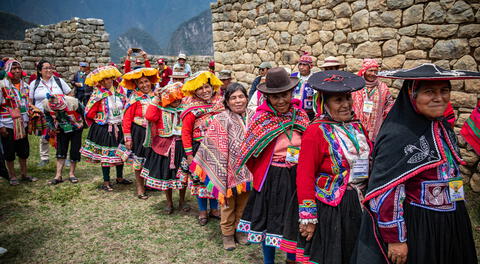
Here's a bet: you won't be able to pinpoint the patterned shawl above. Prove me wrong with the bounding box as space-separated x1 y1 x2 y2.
180 92 224 137
190 109 254 205
84 86 126 126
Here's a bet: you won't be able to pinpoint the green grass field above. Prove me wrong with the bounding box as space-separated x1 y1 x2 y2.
0 134 478 263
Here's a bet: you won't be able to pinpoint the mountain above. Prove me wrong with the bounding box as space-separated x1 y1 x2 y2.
0 11 37 40
0 0 214 47
110 28 162 62
167 9 213 56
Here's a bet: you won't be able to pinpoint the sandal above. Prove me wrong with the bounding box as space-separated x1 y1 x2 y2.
137 193 149 200
101 185 114 192
116 178 133 185
209 211 221 220
164 205 174 215
48 178 63 185
9 179 19 186
21 176 38 182
179 203 191 212
198 217 208 226
68 176 79 184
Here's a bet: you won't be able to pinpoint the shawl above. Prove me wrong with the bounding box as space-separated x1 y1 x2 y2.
0 78 28 139
234 99 310 191
180 92 224 133
190 109 254 205
460 99 480 155
84 86 126 126
143 104 183 150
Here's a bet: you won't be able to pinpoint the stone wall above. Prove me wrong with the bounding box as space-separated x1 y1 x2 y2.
0 17 111 82
211 0 480 188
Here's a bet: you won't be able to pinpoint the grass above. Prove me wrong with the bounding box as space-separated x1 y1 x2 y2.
0 133 479 263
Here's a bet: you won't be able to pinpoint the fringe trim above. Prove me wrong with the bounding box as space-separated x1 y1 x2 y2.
298 218 318 225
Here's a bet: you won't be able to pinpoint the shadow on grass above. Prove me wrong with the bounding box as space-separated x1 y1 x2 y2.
0 226 53 263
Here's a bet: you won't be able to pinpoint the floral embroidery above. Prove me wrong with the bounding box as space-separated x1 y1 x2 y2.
404 135 436 164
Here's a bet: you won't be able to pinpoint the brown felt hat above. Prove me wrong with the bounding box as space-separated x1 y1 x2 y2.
257 67 299 94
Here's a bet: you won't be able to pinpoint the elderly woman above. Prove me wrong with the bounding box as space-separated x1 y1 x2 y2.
29 59 72 167
353 64 478 264
141 82 188 214
178 71 224 225
120 68 158 199
80 66 131 191
235 67 310 264
190 83 253 250
280 71 371 264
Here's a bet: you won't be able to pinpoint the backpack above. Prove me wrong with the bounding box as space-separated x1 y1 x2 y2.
32 76 66 105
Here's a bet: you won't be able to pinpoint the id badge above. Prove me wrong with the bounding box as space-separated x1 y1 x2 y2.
304 99 313 109
351 158 369 179
286 146 300 163
172 125 182 136
363 100 374 113
448 178 465 201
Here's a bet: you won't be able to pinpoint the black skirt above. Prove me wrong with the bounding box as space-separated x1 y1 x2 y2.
282 189 362 264
131 123 147 158
237 165 297 248
141 140 186 190
80 122 124 166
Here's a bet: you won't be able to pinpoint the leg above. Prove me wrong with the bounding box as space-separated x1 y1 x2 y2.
55 159 66 180
178 187 190 212
5 161 16 181
68 161 77 178
209 198 220 218
262 242 276 264
2 131 17 182
221 196 237 250
115 164 124 179
197 197 208 225
39 137 50 164
19 159 27 178
165 189 174 207
135 169 147 199
234 192 250 245
101 166 113 191
16 135 30 179
68 130 82 182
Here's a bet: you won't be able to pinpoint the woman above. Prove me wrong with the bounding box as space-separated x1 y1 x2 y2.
141 82 188 213
44 94 84 184
235 67 310 264
80 65 131 191
353 64 479 264
177 71 224 225
190 83 253 250
280 71 370 264
120 68 159 199
461 99 480 155
29 59 72 167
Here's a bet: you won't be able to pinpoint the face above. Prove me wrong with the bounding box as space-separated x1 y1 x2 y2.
298 63 311 76
414 81 451 120
364 67 378 82
325 93 353 122
41 62 54 80
221 79 232 90
194 83 214 101
136 76 152 94
324 66 340 71
80 66 87 72
168 99 182 108
99 77 114 89
227 90 248 114
173 77 185 83
178 59 186 65
10 63 23 80
266 89 293 114
158 63 164 69
259 68 269 76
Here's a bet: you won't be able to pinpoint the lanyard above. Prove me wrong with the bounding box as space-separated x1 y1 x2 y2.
365 87 377 100
335 124 360 154
41 79 54 94
268 103 296 141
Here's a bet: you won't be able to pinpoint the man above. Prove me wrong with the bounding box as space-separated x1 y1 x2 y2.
352 59 394 142
0 59 35 185
291 53 316 120
71 62 92 105
124 48 151 73
167 71 188 85
249 61 271 99
157 58 173 88
218 70 232 95
173 53 192 76
319 56 346 71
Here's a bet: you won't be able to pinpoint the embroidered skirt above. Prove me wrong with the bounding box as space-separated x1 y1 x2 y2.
281 189 362 264
236 165 297 248
126 123 148 171
141 140 187 190
80 122 123 167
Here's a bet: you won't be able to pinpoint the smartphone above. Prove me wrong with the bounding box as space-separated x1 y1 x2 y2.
131 48 142 53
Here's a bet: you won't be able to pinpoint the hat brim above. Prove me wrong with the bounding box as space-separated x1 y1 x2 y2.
169 75 188 78
319 63 346 68
257 77 300 94
308 70 365 93
378 63 480 80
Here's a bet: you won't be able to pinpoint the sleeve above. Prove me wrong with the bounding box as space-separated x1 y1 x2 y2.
382 89 394 119
124 59 131 73
59 78 72 95
145 59 151 68
122 101 138 141
85 100 101 120
247 91 259 112
145 99 162 122
28 81 35 100
181 112 195 156
369 184 407 243
296 125 322 224
249 77 259 99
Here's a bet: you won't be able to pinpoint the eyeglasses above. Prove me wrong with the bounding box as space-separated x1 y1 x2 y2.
42 67 54 70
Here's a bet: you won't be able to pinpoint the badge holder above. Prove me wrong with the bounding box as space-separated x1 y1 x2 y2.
448 177 465 202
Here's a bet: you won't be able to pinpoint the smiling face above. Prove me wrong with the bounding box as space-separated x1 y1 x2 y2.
414 81 451 119
99 77 114 89
226 89 248 114
194 83 214 101
136 76 152 94
266 89 293 114
40 62 54 80
324 93 353 122
364 67 378 82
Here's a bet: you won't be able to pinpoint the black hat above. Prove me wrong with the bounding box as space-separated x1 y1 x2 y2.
378 63 480 80
308 70 365 93
257 67 300 94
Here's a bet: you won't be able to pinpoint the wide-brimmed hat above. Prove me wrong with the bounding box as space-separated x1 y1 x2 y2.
218 70 232 80
169 71 188 79
378 63 480 80
120 67 160 90
319 56 346 68
182 71 223 96
85 65 122 86
257 67 300 94
308 70 365 93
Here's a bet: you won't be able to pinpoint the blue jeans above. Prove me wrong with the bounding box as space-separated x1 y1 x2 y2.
262 242 295 264
197 197 218 211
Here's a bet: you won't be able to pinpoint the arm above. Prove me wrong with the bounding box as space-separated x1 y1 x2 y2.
145 99 162 122
85 100 101 120
59 78 73 96
249 77 259 99
122 101 138 143
181 112 195 156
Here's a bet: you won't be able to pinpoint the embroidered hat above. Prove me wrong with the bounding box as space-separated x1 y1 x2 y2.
182 71 223 96
157 58 165 64
377 63 480 80
85 65 122 86
120 67 160 90
256 67 300 94
357 58 380 77
299 52 313 65
308 70 365 93
157 82 184 107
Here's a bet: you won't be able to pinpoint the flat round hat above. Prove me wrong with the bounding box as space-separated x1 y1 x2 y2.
378 63 480 80
308 70 365 93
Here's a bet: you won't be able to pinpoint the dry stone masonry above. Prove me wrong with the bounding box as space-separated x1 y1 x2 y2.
210 0 480 189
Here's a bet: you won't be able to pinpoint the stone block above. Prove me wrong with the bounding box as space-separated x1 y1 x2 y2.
333 2 352 18
370 10 402 28
398 36 415 53
382 39 398 56
312 42 323 56
310 19 322 31
446 1 475 23
403 59 431 69
458 24 480 38
413 37 433 49
451 91 477 108
417 24 458 38
351 9 369 30
424 2 445 23
351 0 367 12
318 9 334 20
306 32 320 45
453 55 477 71
323 21 336 31
405 50 427 59
386 0 413 9
398 25 417 36
334 30 347 43
368 27 397 41
347 29 369 43
429 39 470 59
336 18 351 29
382 55 406 69
282 50 300 64
354 41 382 57
324 42 338 56
403 4 424 26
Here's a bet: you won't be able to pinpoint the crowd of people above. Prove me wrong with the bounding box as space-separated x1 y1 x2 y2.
0 49 479 264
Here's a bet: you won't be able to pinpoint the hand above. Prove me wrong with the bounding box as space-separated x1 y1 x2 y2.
140 51 147 59
127 48 133 56
125 140 133 150
31 105 43 113
186 155 194 166
0 127 8 137
299 223 316 241
388 242 408 264
76 82 83 87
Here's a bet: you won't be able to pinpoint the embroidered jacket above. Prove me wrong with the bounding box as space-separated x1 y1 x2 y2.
84 87 126 126
123 91 154 141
